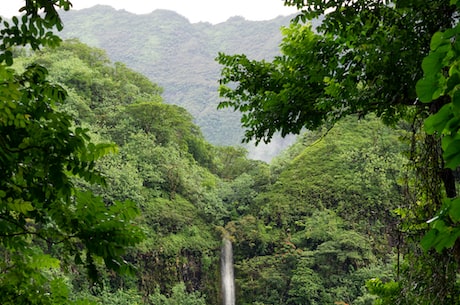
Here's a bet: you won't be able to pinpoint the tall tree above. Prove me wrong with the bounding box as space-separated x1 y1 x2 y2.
217 0 460 303
0 2 142 303
218 1 455 142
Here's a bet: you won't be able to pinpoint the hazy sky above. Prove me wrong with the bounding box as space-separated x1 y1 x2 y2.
2 0 299 24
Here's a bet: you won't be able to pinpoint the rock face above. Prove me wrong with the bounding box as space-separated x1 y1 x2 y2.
60 6 302 160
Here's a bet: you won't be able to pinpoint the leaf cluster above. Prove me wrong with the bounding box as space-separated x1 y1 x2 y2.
0 0 72 65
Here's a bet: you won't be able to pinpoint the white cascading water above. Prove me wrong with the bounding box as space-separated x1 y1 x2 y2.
221 237 235 305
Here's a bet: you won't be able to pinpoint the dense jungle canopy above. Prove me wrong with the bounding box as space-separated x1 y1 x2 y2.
2 0 460 304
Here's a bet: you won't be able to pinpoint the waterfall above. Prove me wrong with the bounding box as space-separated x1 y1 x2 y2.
221 237 235 305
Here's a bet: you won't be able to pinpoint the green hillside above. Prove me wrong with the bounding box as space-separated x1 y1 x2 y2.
3 38 407 304
58 6 305 159
3 2 457 304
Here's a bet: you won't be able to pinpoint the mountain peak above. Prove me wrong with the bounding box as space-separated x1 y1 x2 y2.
147 9 190 23
60 5 292 156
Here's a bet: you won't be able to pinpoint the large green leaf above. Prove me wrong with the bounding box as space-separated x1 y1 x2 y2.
424 104 453 134
430 31 449 50
416 75 441 103
421 51 446 76
448 198 460 222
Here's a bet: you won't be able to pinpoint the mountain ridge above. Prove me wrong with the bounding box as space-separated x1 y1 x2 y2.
59 6 301 160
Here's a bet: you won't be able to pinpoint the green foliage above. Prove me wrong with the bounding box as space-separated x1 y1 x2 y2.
257 117 404 242
412 1 460 274
0 0 72 65
416 19 460 169
231 208 381 304
217 23 329 143
218 0 453 143
118 101 202 153
58 7 293 148
41 41 227 302
1 3 426 304
421 197 460 252
366 278 401 305
288 263 326 305
0 60 143 303
222 117 404 304
0 2 145 304
149 282 207 305
218 0 460 303
24 39 226 302
292 210 376 303
96 289 143 305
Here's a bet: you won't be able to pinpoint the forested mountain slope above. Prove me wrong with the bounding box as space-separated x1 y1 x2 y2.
226 116 406 304
14 39 230 304
3 1 460 304
7 39 407 304
58 5 307 159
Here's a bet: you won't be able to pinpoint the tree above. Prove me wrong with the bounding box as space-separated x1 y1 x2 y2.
218 1 456 143
0 2 143 303
149 282 207 305
416 0 460 252
217 0 460 303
